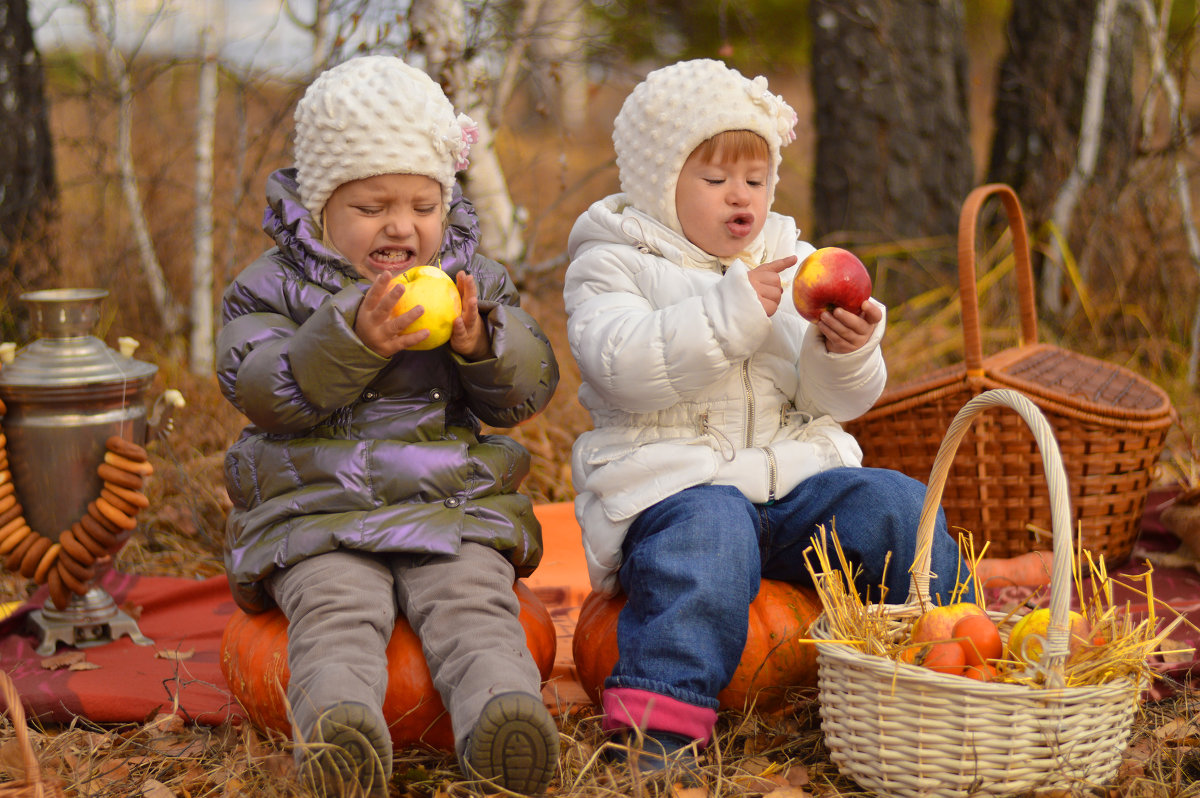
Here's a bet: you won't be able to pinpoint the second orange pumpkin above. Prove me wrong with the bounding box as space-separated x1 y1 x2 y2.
571 579 822 713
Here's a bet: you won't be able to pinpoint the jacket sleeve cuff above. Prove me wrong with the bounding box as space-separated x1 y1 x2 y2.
290 284 389 407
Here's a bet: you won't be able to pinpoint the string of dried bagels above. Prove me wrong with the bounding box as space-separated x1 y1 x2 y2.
0 397 153 610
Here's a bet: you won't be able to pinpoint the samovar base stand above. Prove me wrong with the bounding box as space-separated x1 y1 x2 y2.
27 585 154 656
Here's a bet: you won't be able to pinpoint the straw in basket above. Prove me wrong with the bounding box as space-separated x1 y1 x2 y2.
0 670 66 798
812 388 1141 798
844 183 1174 564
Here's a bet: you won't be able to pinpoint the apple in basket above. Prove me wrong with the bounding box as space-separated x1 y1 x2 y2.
792 247 873 323
910 602 989 644
387 265 463 350
1006 607 1092 665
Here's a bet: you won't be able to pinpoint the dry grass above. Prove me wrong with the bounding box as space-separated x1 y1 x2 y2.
1 44 1200 798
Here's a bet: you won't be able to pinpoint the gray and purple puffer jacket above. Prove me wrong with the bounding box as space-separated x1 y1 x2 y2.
217 168 559 613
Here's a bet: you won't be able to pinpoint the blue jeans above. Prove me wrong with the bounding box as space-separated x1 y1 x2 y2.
607 467 972 711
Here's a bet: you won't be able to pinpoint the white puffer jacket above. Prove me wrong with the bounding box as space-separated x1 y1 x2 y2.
563 194 888 595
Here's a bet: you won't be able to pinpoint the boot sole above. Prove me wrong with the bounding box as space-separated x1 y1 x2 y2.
466 692 559 794
304 702 392 798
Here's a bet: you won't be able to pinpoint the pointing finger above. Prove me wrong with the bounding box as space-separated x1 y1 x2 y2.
754 255 798 273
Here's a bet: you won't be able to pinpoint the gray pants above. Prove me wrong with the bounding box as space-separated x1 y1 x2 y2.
268 542 543 759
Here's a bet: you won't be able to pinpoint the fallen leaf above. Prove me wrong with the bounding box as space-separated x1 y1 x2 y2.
92 758 132 785
672 787 708 798
0 738 27 778
785 764 811 787
733 774 789 792
40 650 87 670
740 755 773 773
1158 637 1196 665
259 752 296 780
763 789 811 798
145 713 186 735
155 648 194 661
138 778 176 797
68 660 100 671
1155 717 1200 741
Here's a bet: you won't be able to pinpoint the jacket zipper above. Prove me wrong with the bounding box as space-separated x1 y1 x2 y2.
765 445 778 502
741 358 779 500
740 359 755 448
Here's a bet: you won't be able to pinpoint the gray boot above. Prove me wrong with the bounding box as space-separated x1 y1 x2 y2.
462 692 558 795
300 702 392 798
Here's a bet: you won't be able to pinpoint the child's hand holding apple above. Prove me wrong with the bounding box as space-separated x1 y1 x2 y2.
792 247 880 354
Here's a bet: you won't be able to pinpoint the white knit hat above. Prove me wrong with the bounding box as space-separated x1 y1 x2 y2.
612 59 798 234
293 55 479 219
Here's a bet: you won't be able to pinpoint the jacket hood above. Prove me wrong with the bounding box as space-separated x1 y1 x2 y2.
567 192 800 272
262 167 483 287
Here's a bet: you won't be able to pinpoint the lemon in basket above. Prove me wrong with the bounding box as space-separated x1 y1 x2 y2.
387 265 462 350
1007 608 1091 665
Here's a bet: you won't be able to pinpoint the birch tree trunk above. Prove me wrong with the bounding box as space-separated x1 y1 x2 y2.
1131 0 1200 386
409 0 525 268
986 0 1135 317
80 0 183 339
530 0 588 132
190 4 219 376
1043 0 1118 317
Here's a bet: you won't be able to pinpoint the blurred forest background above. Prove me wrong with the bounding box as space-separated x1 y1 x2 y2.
0 0 1197 578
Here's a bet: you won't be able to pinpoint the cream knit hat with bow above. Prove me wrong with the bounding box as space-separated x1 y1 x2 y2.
612 59 798 234
293 55 479 219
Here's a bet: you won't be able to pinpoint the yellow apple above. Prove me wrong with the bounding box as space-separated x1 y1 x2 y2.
386 265 462 351
1006 608 1091 665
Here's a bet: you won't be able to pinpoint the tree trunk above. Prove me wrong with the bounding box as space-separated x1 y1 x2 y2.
81 0 184 341
409 0 526 270
530 0 589 132
0 0 58 330
986 0 1135 315
809 0 974 300
190 12 219 377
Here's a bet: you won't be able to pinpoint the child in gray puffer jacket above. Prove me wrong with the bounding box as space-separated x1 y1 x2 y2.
216 55 560 797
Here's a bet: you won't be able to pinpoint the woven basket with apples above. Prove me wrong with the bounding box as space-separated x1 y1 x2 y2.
806 388 1182 798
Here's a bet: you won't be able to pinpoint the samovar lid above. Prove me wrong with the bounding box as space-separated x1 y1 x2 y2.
0 288 158 389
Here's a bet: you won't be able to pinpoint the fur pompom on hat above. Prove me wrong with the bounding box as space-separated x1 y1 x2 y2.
612 58 798 234
293 55 479 219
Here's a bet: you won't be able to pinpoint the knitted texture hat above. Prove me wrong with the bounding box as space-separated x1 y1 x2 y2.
293 55 479 219
612 59 798 234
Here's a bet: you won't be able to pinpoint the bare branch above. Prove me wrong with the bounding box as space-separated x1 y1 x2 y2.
489 0 547 126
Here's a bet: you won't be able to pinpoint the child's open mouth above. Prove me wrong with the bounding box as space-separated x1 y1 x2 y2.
726 214 753 237
371 247 417 270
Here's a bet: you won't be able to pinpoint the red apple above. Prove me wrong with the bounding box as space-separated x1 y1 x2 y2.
792 247 872 323
910 602 988 644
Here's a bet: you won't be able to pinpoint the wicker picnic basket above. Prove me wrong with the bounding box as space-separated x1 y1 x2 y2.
812 389 1141 798
844 183 1174 563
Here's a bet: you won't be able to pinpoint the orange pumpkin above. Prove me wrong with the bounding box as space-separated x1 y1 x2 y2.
220 579 557 752
572 578 821 713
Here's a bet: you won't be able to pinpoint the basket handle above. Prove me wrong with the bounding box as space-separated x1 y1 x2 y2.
0 668 42 786
907 388 1075 687
958 184 1039 375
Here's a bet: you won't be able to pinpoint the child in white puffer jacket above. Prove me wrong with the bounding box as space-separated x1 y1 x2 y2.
563 58 972 778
